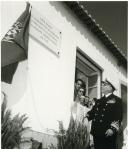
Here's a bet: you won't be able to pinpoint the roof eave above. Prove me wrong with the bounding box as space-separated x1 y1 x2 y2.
65 1 127 68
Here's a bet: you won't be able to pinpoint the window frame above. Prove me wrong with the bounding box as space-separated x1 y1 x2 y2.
75 47 103 98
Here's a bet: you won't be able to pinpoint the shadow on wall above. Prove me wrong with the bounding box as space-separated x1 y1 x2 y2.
1 60 28 107
49 2 127 77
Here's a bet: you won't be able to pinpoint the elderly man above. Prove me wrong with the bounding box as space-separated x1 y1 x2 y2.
85 79 123 149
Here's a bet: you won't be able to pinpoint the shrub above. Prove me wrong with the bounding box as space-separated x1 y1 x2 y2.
56 115 89 149
1 93 29 149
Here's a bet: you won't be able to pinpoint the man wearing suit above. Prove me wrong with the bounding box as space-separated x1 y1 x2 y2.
85 79 123 149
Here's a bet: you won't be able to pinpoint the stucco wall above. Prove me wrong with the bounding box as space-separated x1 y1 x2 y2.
1 1 127 133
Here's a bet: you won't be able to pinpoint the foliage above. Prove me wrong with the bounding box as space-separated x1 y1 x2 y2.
1 92 29 149
56 116 89 149
48 143 57 149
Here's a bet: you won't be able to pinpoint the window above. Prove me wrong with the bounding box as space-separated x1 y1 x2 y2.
74 48 102 99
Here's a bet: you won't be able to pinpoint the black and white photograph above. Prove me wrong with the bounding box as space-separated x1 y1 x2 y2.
1 1 127 149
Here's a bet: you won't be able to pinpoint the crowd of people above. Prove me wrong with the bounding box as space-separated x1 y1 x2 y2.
69 78 123 149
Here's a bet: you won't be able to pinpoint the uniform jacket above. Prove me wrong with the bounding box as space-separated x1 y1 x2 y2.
87 93 123 137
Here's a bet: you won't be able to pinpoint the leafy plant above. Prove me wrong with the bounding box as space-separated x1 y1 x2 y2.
48 143 57 149
1 92 29 149
56 115 89 149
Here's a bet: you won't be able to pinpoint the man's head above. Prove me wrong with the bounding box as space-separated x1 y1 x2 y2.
77 87 85 98
101 79 116 95
75 79 84 91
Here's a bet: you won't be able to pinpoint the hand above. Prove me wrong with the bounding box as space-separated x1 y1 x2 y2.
105 129 114 137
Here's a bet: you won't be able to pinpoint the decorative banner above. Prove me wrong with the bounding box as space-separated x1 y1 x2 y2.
29 8 62 56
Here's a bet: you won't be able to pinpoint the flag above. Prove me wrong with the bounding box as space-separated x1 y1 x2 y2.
1 2 31 84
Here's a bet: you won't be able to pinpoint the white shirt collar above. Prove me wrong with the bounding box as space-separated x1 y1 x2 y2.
105 93 112 98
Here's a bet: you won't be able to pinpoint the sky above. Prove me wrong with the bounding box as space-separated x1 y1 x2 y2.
81 1 127 57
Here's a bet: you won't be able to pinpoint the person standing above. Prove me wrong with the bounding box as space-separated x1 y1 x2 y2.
84 79 123 149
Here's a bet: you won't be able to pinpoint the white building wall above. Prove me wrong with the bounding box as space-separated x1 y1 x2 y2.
1 1 127 133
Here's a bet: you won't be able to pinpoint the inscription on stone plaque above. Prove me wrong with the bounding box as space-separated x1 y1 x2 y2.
29 8 62 56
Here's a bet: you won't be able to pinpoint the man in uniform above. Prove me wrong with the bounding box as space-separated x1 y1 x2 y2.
85 79 123 149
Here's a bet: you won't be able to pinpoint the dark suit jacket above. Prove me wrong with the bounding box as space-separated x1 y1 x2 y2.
87 93 123 137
